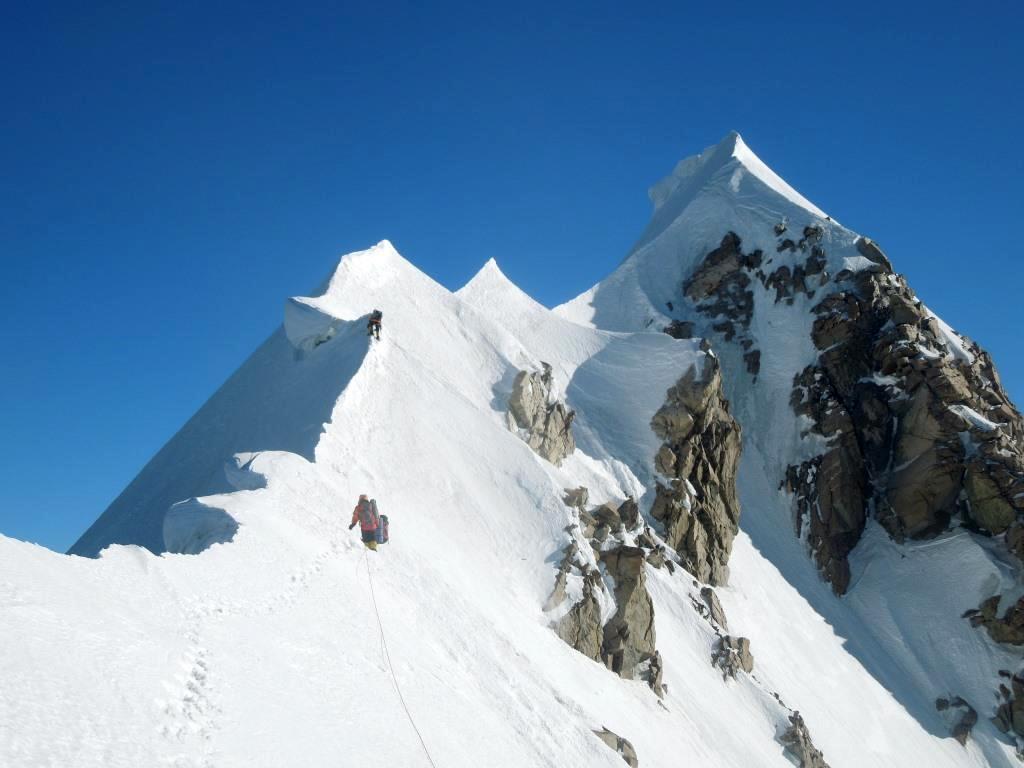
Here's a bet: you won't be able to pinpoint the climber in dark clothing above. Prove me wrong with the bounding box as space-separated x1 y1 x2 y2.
367 309 382 341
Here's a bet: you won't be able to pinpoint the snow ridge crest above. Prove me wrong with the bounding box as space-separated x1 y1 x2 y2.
648 131 826 219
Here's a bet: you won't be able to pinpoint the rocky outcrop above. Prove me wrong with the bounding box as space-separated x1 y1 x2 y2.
683 233 762 375
779 713 830 768
765 225 828 305
544 542 578 612
575 498 643 550
554 578 604 662
601 545 661 693
508 363 576 465
683 230 833 379
935 696 978 746
711 634 754 679
965 595 1024 645
548 494 665 696
663 319 694 339
700 586 728 630
594 727 639 767
783 236 1024 593
650 357 742 585
563 486 589 511
991 670 1024 755
546 530 605 662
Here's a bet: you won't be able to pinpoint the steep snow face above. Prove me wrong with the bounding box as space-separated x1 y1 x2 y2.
648 131 826 222
558 132 1022 765
4 137 1017 767
69 317 372 557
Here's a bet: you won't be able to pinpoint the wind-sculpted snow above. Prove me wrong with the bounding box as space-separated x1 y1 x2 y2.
68 316 373 557
162 499 239 554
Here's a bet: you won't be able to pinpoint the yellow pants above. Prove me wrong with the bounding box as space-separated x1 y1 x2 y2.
364 539 378 551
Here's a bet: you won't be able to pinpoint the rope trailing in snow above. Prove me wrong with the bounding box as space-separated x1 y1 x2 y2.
364 556 439 768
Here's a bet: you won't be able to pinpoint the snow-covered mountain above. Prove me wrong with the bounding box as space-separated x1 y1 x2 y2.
4 133 1023 767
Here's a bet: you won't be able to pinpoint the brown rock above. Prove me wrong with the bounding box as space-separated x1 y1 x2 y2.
700 586 728 630
779 712 830 768
601 546 656 680
508 364 575 465
554 582 603 662
964 460 1016 534
593 728 639 768
650 358 741 585
712 634 754 678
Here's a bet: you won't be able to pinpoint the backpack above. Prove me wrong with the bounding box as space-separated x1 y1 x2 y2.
377 514 390 544
358 499 378 529
371 310 383 322
369 500 384 541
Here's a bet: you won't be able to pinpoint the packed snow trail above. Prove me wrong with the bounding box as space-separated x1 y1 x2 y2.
4 134 1016 766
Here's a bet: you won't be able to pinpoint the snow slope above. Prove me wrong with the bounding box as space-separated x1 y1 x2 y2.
2 136 1014 767
559 132 1020 766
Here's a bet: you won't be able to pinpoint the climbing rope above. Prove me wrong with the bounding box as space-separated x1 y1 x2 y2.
364 555 439 768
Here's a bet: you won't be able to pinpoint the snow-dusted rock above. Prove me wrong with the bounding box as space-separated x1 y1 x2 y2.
600 546 656 682
936 695 978 746
508 363 576 465
554 578 604 663
700 586 729 630
594 727 640 767
712 634 754 678
786 253 1024 592
779 713 830 768
650 357 742 585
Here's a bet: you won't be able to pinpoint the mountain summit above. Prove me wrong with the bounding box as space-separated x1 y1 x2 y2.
3 136 1023 767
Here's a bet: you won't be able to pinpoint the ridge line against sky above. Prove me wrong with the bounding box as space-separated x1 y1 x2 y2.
1 2 1021 551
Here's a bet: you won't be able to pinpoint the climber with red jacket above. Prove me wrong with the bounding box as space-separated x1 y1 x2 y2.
349 494 380 550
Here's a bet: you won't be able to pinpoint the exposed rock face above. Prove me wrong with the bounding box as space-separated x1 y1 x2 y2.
554 579 604 662
508 363 576 465
601 546 657 683
992 671 1024 749
935 696 978 746
779 713 830 768
965 595 1024 645
700 586 728 630
563 486 589 512
783 236 1024 593
544 543 578 612
650 357 742 585
684 230 831 380
680 228 1023 593
683 233 762 376
618 498 641 531
711 634 754 679
594 727 639 767
663 319 694 340
548 495 665 696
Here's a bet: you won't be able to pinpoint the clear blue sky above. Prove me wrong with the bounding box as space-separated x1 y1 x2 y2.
2 2 1022 552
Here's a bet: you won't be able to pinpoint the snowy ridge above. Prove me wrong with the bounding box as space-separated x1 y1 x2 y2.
3 136 1018 766
559 133 1021 766
649 131 826 220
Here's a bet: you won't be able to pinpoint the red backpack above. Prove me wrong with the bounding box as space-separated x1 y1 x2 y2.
357 499 379 530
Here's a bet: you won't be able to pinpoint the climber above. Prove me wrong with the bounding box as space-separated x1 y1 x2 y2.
367 309 383 341
349 494 380 550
